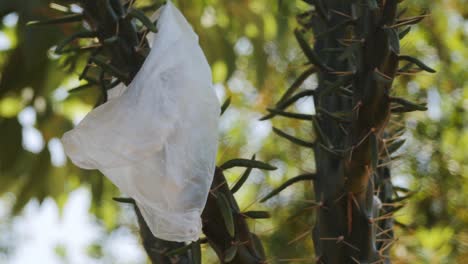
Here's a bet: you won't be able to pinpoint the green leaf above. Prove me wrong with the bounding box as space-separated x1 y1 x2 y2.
385 28 400 54
391 97 428 112
277 89 315 109
399 27 411 39
338 42 360 62
397 8 409 19
166 243 191 257
60 45 101 54
317 107 351 123
191 241 202 264
318 76 353 97
394 186 411 193
220 158 277 171
387 139 406 154
55 30 97 54
250 233 266 258
260 174 315 202
260 90 315 121
224 245 238 262
91 56 130 82
315 19 356 39
242 211 271 219
68 83 95 93
398 62 415 73
391 106 427 113
109 0 125 17
385 205 405 214
112 197 135 204
220 97 231 116
267 108 313 120
272 127 315 148
216 192 235 237
103 36 119 44
230 155 256 194
398 55 436 73
104 0 119 21
294 29 333 72
312 117 331 147
391 191 417 203
27 14 84 26
277 67 316 106
128 8 158 33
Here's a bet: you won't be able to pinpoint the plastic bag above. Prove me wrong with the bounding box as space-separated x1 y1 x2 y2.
62 1 220 242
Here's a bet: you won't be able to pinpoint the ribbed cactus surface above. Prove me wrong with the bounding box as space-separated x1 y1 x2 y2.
265 0 433 263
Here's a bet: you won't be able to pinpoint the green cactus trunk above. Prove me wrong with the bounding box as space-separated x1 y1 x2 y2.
304 0 417 262
262 0 431 262
36 0 431 262
53 1 269 263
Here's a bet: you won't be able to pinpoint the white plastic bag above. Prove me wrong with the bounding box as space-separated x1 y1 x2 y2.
62 1 220 242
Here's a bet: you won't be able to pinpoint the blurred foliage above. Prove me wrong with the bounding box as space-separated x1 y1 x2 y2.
0 0 466 263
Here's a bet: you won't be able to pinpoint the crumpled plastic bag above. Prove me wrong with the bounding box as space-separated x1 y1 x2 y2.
62 0 220 242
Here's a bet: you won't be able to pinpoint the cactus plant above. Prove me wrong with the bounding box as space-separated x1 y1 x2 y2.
29 0 434 262
30 0 270 263
263 0 434 262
